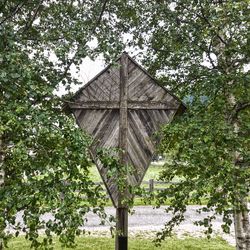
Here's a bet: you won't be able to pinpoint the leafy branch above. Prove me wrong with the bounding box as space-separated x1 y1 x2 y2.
57 0 109 84
0 2 26 26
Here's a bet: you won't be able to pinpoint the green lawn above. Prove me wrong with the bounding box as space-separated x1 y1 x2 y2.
88 163 190 206
8 236 234 250
142 163 165 181
88 163 166 206
89 163 165 183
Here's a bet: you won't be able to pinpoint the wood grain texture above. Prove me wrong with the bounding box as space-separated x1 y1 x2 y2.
118 53 129 205
116 53 129 247
75 62 121 102
69 52 185 207
68 100 178 110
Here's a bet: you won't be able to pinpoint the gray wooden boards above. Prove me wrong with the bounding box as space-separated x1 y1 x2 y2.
65 52 185 207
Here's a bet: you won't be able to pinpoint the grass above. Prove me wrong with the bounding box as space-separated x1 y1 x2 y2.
88 164 206 206
8 236 234 250
142 163 165 181
89 163 165 184
88 163 166 206
7 166 233 249
88 165 103 183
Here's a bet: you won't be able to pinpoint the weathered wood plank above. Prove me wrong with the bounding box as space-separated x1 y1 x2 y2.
128 68 146 88
128 58 137 76
119 53 128 168
69 100 179 110
77 91 90 102
127 173 138 186
98 117 119 148
136 110 156 137
68 52 185 210
116 53 129 250
127 126 149 168
69 101 120 109
129 76 157 100
76 109 107 136
128 100 179 110
128 110 155 155
92 110 118 146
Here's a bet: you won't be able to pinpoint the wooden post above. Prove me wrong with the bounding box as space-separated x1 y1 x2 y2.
116 207 128 250
116 53 128 250
149 179 154 193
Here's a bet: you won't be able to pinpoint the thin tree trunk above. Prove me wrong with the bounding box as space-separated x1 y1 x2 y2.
234 210 244 250
228 93 250 250
0 138 4 186
234 200 250 250
0 138 4 250
242 199 250 250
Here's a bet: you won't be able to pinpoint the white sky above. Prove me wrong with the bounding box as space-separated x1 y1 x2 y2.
56 35 137 96
73 57 105 84
57 56 105 96
56 49 250 97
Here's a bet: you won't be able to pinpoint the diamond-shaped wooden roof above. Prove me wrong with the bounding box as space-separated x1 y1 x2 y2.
65 52 185 207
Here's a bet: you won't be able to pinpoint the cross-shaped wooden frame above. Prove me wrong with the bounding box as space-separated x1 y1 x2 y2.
65 52 185 250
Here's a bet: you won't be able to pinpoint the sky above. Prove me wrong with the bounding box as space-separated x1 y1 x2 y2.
56 56 105 96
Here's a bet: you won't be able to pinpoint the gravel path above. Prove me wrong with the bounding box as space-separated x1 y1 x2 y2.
83 206 235 246
11 205 236 246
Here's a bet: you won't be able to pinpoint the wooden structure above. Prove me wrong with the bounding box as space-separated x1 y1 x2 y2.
65 52 185 250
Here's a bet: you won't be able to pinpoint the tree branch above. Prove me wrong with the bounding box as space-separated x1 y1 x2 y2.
0 2 26 26
197 3 227 46
229 102 250 121
23 0 44 32
57 0 109 84
206 37 217 69
235 102 250 114
94 0 108 34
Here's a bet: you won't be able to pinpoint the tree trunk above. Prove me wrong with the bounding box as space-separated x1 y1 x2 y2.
0 138 4 250
234 199 250 250
242 201 250 250
215 21 250 244
228 93 250 250
0 139 4 186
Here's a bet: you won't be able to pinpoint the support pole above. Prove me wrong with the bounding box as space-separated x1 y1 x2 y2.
149 179 154 193
116 52 128 250
115 207 128 250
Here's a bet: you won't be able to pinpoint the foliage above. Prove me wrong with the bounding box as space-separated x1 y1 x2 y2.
96 148 137 208
8 235 234 250
112 0 250 243
0 0 126 248
1 0 249 248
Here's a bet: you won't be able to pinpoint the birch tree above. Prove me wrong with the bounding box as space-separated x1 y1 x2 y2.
111 1 250 249
0 1 124 248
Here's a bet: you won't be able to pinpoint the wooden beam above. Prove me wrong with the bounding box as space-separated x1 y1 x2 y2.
116 53 128 250
67 101 119 109
119 54 128 167
128 101 179 110
68 100 179 110
116 208 128 250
